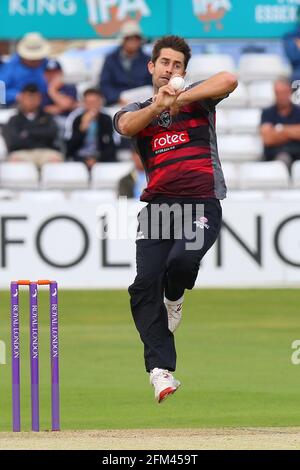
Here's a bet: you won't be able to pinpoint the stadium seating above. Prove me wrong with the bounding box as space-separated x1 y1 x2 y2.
217 134 263 161
215 109 230 134
89 56 105 85
69 189 117 202
291 160 300 188
217 108 261 134
91 162 133 190
226 190 265 201
221 162 239 189
116 149 133 162
226 109 261 134
0 108 17 126
239 54 289 82
0 162 39 189
19 190 66 202
268 189 300 201
41 162 90 189
218 82 248 109
239 161 289 189
58 55 88 83
0 189 17 200
186 54 236 83
0 135 7 160
0 48 294 197
226 189 265 202
248 81 275 108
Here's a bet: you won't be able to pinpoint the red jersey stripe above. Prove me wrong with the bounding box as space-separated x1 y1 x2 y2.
149 157 214 187
170 117 209 131
148 146 211 169
138 116 209 137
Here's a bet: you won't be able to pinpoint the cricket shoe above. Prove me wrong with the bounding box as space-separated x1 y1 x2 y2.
164 295 184 333
150 368 181 403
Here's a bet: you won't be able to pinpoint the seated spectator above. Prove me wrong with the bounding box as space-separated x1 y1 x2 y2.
0 32 50 106
3 83 63 167
99 21 152 106
283 6 300 83
260 78 300 168
42 59 78 117
66 88 116 169
118 149 146 198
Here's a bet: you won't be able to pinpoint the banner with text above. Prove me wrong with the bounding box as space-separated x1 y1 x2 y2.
0 199 299 289
173 0 300 39
0 0 299 39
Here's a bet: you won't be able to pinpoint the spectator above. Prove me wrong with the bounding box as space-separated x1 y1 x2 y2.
260 78 300 168
283 6 300 82
66 88 116 169
42 59 78 117
0 32 50 106
118 149 146 198
99 21 152 106
3 83 63 167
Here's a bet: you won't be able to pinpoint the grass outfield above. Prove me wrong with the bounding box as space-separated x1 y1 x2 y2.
0 288 300 432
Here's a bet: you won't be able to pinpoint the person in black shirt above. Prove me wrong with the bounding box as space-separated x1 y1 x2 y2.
3 83 63 167
66 88 116 170
260 78 300 168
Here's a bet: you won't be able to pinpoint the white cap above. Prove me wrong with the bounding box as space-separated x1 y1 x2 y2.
119 21 143 39
17 32 50 61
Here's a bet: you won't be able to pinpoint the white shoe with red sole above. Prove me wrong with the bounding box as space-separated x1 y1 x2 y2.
150 368 181 403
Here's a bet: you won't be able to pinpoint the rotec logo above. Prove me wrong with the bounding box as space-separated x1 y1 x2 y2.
152 131 190 153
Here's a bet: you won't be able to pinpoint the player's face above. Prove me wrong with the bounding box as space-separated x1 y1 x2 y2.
148 48 186 90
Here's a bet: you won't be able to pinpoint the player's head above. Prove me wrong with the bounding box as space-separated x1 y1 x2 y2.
83 88 103 112
148 36 191 90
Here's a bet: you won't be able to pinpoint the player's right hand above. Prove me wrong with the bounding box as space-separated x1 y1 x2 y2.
153 85 181 114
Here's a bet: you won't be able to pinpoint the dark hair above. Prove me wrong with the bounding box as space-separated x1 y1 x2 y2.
151 35 191 70
21 83 40 94
83 88 102 98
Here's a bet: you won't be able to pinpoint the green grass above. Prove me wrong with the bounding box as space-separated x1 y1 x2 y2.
1 288 300 431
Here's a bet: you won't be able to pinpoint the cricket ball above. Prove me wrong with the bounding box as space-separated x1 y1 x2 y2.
169 76 185 91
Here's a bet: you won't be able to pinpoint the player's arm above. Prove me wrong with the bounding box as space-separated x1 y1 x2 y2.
177 72 238 107
117 85 180 137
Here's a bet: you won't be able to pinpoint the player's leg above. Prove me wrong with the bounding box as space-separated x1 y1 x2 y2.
129 236 175 373
165 199 222 332
128 205 180 402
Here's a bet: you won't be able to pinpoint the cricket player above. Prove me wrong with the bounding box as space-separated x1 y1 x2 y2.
114 35 238 403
